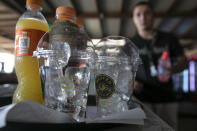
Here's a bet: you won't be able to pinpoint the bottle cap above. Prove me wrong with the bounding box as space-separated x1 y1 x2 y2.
56 6 76 18
76 18 83 28
26 0 42 6
161 51 169 60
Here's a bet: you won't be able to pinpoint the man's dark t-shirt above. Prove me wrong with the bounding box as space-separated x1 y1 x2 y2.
129 31 184 103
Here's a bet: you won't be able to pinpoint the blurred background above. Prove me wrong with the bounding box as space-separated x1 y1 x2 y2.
0 0 197 130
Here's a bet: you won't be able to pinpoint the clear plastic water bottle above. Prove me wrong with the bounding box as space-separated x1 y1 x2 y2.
34 6 94 122
157 51 171 82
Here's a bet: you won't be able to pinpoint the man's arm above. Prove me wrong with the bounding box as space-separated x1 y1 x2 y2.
167 33 188 74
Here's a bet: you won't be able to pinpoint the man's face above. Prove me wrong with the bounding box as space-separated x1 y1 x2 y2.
133 5 153 31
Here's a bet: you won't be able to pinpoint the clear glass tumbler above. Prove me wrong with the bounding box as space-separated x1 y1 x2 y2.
93 36 141 117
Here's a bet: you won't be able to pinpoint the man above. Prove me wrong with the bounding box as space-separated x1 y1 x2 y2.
129 1 188 130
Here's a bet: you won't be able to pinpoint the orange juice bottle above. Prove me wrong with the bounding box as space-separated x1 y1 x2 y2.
13 0 49 104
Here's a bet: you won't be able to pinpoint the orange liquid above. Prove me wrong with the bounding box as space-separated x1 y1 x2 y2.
13 18 49 104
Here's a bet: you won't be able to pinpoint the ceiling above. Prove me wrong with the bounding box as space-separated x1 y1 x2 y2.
0 0 197 56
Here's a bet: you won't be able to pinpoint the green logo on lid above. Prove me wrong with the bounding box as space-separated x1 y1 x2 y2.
95 74 115 99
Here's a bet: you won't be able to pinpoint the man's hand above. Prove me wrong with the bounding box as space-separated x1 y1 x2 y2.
171 55 188 74
134 81 144 94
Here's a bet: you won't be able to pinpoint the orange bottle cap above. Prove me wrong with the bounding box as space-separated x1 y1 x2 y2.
162 51 169 60
26 0 42 6
76 18 83 27
58 15 73 21
56 6 76 17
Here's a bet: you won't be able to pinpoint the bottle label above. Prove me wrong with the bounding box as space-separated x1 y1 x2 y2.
15 29 45 56
95 74 115 99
